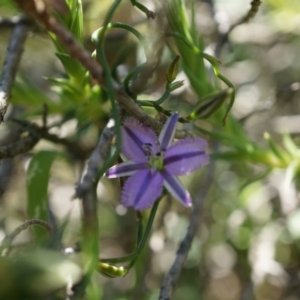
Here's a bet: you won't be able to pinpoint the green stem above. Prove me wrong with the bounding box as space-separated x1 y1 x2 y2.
136 211 144 247
92 22 149 58
97 0 122 44
84 0 123 292
96 47 122 178
154 89 170 105
127 199 160 268
100 199 160 266
130 0 155 19
166 31 200 54
91 1 123 180
123 64 146 97
136 89 170 107
0 219 51 255
202 53 236 125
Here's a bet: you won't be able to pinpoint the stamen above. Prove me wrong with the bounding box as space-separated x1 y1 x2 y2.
149 154 164 171
142 143 152 156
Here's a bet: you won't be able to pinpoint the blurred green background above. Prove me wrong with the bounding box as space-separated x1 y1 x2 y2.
1 0 300 299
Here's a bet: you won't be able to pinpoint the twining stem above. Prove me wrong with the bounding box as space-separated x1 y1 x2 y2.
93 22 149 58
100 199 160 266
92 1 123 181
128 199 160 268
130 0 156 19
1 219 52 256
137 89 170 107
202 53 235 125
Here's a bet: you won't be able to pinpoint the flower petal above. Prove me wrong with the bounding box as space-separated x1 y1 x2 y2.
106 161 148 178
162 171 192 207
164 137 209 175
122 117 159 161
121 169 163 210
158 113 178 151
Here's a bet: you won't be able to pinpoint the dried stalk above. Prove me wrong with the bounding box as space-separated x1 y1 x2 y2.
76 118 115 199
215 0 263 56
0 133 39 159
0 18 29 123
159 163 215 300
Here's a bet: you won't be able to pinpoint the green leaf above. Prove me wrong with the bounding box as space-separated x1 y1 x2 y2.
12 79 58 110
283 133 300 157
26 151 57 243
46 77 83 96
240 168 272 191
67 0 83 41
49 0 85 82
55 52 86 81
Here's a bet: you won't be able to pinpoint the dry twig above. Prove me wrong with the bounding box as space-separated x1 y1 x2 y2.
74 118 115 297
0 133 39 159
215 0 262 56
0 15 31 28
0 118 93 160
13 119 92 159
0 17 29 123
159 163 215 300
75 118 115 200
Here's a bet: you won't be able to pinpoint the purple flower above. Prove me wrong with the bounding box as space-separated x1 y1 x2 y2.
106 113 209 210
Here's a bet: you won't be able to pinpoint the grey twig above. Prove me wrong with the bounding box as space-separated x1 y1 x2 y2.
13 119 91 159
0 118 93 160
129 38 164 97
76 118 115 199
0 18 29 123
0 107 24 198
73 119 115 299
0 15 31 28
0 132 39 159
40 129 91 159
158 163 215 300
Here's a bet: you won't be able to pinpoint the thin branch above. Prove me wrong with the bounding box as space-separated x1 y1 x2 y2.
0 18 29 123
0 107 24 197
129 38 164 97
0 118 93 160
72 118 115 298
40 129 91 159
0 132 39 159
215 0 262 57
75 118 115 263
158 163 215 300
12 0 191 139
1 219 52 256
13 119 91 159
75 118 115 199
0 15 32 28
240 0 262 23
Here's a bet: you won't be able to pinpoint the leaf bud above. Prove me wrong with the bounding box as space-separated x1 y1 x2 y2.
166 55 180 83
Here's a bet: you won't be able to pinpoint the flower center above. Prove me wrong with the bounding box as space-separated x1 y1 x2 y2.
149 153 164 171
142 143 164 171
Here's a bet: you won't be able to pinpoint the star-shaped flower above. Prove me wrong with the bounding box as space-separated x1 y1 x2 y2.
106 113 209 210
